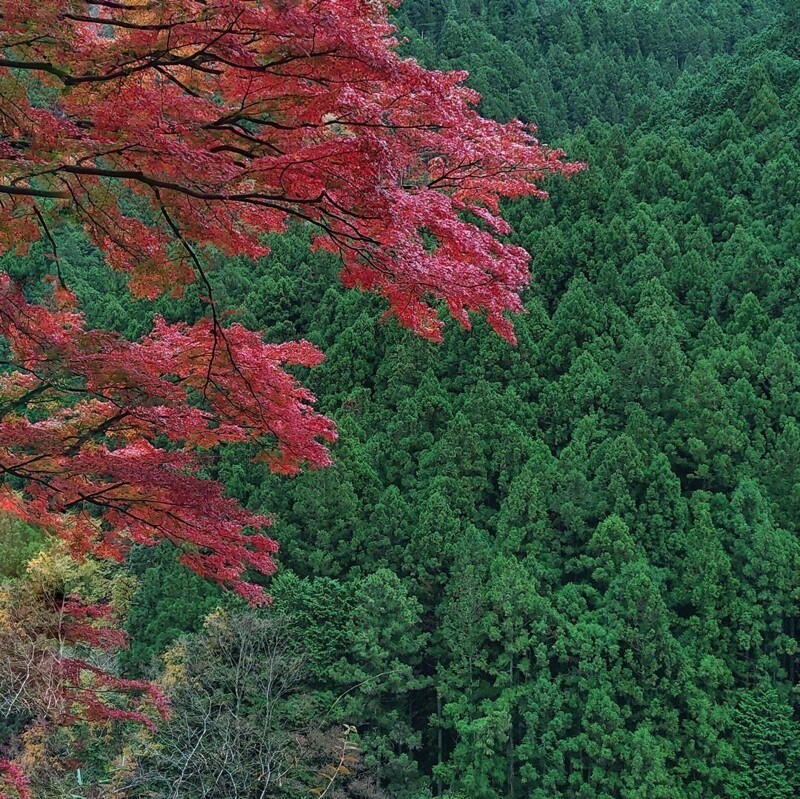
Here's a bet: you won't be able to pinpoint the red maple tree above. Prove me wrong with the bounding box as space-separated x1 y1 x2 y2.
0 0 582 601
0 546 167 797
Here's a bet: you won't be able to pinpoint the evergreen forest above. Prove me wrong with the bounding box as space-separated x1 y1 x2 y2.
1 1 800 798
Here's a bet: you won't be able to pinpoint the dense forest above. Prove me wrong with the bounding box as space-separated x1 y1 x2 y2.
2 1 800 797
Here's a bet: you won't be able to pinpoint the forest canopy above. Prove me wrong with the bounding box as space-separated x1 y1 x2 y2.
2 1 800 798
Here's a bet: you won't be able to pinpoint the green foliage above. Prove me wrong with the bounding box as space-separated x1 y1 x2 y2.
120 544 223 677
0 516 45 581
6 1 799 796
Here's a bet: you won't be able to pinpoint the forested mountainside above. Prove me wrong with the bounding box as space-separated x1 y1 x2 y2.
2 1 799 797
395 0 780 135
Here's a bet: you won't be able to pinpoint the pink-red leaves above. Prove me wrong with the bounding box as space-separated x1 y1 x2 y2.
0 0 582 339
0 759 30 799
0 275 335 603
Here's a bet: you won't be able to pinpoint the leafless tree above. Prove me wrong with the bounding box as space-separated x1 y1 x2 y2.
126 610 385 799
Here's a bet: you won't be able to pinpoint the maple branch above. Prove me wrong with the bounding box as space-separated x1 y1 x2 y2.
32 203 67 290
0 184 70 199
0 58 72 81
61 483 127 511
62 14 191 31
154 65 203 98
0 47 225 85
59 165 320 205
62 411 131 456
81 1 156 8
157 197 220 397
0 382 52 417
